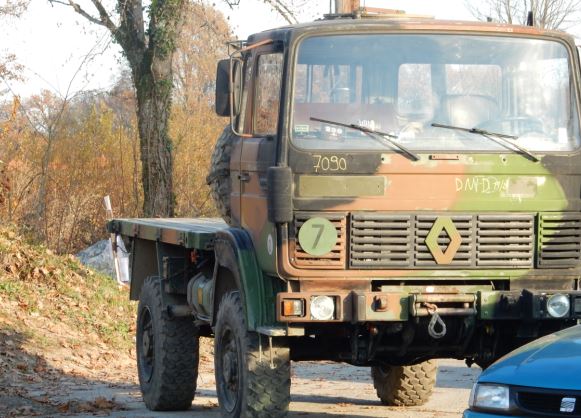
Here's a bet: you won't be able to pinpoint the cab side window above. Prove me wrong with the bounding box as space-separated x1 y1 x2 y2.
254 53 283 135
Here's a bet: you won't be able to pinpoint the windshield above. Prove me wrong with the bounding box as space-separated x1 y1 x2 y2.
291 34 580 152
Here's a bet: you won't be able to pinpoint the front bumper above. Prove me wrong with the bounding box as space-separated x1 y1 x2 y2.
276 289 581 323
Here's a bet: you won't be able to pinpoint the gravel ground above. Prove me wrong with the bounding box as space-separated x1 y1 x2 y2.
47 359 479 418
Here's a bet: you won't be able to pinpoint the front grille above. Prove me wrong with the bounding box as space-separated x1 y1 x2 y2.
291 212 581 270
349 212 534 269
539 213 581 267
477 215 535 267
350 213 412 268
291 212 346 269
518 390 581 417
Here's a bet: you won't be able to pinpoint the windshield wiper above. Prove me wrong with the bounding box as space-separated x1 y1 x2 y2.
431 122 538 162
311 117 419 161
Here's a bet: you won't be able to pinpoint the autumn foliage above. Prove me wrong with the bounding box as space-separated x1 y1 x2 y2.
0 2 231 253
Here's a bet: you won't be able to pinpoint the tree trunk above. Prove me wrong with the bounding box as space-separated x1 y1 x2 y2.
134 63 175 218
55 0 186 218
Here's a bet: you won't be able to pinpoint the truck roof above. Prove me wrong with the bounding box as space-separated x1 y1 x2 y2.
247 17 574 45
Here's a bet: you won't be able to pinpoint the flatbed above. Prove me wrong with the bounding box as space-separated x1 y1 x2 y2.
108 218 227 250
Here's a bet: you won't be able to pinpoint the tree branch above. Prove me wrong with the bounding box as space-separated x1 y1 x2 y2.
0 0 28 17
89 0 117 33
48 0 101 26
48 0 118 32
262 0 298 24
465 0 580 28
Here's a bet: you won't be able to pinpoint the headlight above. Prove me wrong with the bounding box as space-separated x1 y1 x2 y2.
469 383 510 411
310 296 335 320
547 294 570 318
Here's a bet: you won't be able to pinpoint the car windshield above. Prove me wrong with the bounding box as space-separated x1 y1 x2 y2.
291 34 580 152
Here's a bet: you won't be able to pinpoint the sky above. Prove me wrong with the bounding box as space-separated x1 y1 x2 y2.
0 0 483 98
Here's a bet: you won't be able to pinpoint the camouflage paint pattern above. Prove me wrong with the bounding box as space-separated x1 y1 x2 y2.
237 19 581 326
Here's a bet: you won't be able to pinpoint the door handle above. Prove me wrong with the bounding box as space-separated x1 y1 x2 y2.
238 172 251 182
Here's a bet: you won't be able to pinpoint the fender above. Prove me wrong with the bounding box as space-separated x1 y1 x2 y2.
211 228 273 331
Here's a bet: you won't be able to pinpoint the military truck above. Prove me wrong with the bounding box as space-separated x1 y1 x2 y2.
108 8 581 417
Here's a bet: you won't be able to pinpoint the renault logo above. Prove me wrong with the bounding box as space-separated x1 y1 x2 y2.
425 217 462 264
560 397 576 413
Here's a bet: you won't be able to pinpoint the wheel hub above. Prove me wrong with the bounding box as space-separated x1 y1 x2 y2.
219 330 240 412
143 331 152 355
138 307 154 383
223 348 238 390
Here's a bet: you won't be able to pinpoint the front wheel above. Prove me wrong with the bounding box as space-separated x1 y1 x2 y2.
214 291 291 417
371 360 437 406
136 277 199 411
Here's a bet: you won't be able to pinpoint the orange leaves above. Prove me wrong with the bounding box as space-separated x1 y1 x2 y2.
1 3 233 250
56 397 124 414
0 226 135 351
1 237 57 285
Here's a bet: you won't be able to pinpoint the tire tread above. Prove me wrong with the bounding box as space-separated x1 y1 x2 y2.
215 291 290 417
137 277 199 411
371 360 437 407
207 127 235 225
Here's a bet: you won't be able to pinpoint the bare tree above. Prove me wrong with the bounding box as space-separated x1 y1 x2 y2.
0 54 21 82
224 0 299 23
465 0 581 29
49 0 188 217
0 0 27 81
0 0 28 16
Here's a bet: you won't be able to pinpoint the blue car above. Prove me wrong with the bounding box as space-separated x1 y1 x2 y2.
464 325 581 417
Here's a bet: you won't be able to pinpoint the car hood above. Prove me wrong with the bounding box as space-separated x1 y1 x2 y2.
479 325 581 390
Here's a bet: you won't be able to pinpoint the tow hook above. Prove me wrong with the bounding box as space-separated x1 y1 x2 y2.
423 302 447 339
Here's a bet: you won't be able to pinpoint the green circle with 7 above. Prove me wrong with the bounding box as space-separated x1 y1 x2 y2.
298 217 337 256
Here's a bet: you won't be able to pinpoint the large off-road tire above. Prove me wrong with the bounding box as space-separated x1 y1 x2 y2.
207 126 236 225
136 277 199 411
214 291 291 417
371 360 437 407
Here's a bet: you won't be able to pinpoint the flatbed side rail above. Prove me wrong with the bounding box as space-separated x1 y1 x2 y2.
107 218 229 250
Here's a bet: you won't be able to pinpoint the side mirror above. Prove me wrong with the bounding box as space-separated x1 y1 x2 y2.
215 58 244 118
215 59 230 117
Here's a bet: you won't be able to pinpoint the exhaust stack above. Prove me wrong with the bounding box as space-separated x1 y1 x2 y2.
335 0 360 14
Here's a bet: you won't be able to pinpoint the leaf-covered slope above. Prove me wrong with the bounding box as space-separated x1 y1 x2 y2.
0 227 136 415
0 227 135 351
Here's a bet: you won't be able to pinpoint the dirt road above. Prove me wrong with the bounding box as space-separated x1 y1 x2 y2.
43 358 479 417
1 232 478 417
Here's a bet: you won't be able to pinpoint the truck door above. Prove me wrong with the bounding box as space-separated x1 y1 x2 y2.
239 46 283 272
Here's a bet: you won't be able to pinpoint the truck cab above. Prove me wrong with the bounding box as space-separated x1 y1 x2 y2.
218 15 581 364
